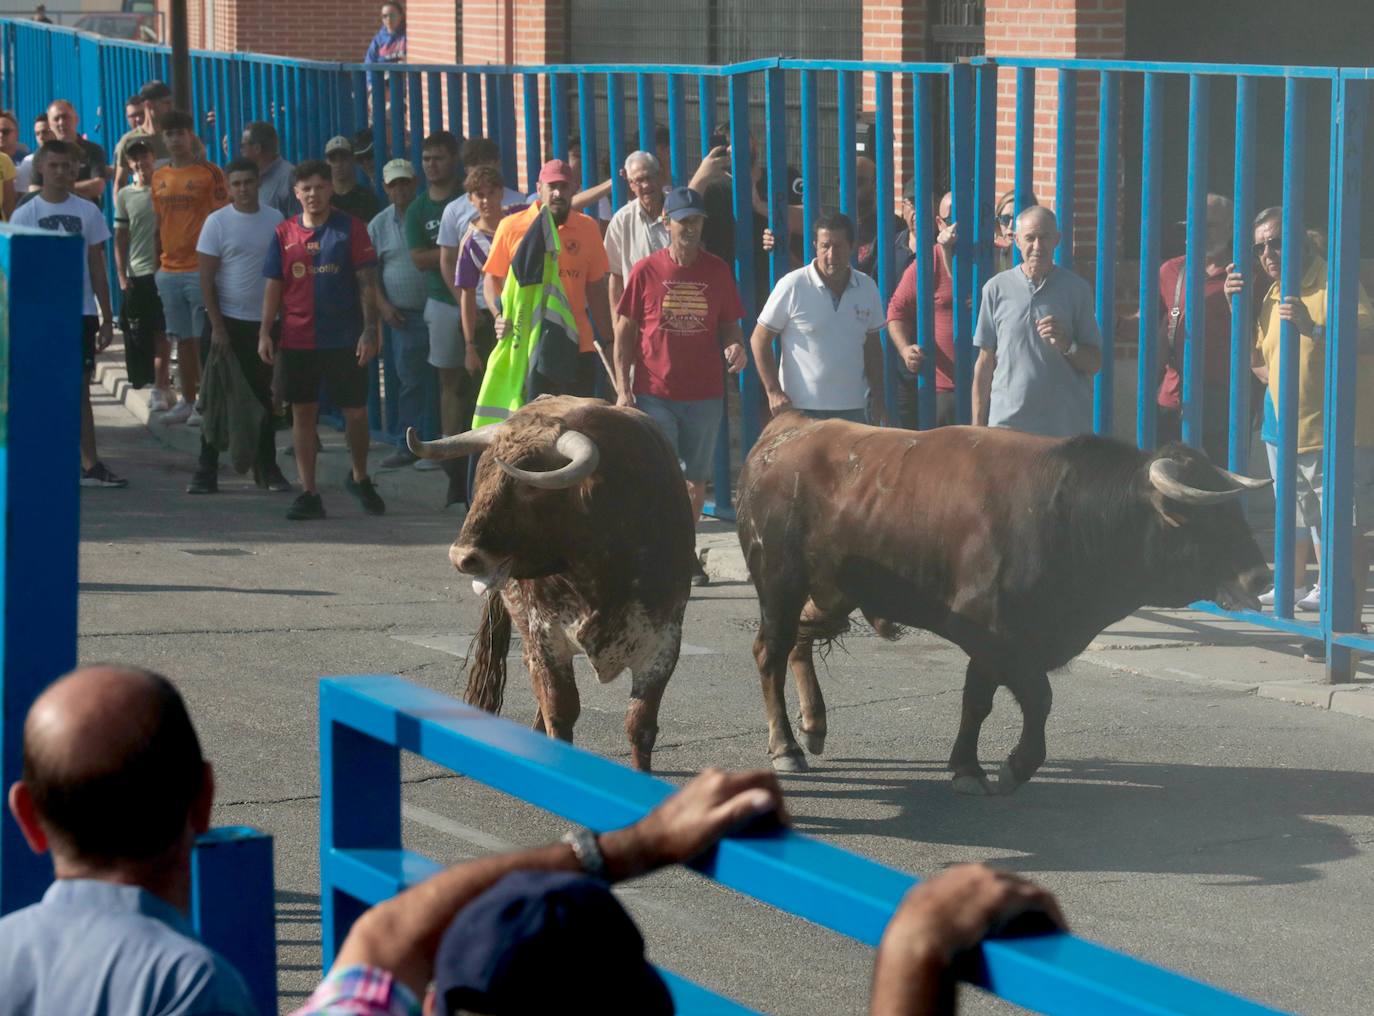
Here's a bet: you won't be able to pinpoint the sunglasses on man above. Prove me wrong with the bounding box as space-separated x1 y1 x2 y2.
1253 238 1281 258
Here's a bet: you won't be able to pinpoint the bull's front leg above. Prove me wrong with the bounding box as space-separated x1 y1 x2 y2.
624 628 681 772
999 669 1051 795
949 656 998 795
525 632 579 743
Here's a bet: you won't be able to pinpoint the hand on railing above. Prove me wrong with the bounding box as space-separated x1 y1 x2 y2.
869 864 1067 1016
601 768 786 880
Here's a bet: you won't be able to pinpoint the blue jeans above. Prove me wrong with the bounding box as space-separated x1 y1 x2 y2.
636 393 722 482
388 311 434 443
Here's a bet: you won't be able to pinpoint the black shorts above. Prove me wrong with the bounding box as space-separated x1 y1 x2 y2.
280 346 369 409
82 315 98 379
119 274 165 334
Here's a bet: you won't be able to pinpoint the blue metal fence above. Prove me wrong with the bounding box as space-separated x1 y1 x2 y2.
321 674 1287 1015
5 20 1373 678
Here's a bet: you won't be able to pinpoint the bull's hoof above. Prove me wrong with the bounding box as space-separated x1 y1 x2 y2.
771 749 809 773
996 759 1024 796
952 773 992 796
802 728 826 756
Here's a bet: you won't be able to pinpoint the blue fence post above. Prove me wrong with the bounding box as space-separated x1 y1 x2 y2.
0 228 81 916
1321 73 1366 681
318 684 402 966
1013 65 1035 266
1274 77 1306 620
465 70 483 139
665 73 685 187
949 62 975 428
1093 70 1119 437
408 71 424 158
550 73 569 164
1137 71 1163 451
606 72 627 210
799 69 819 264
484 70 502 157
971 59 997 417
444 71 461 136
1181 73 1211 449
912 71 936 431
522 72 541 192
191 828 276 1016
636 72 655 151
1229 75 1257 473
426 71 443 137
576 72 597 192
764 65 788 291
696 75 715 160
874 69 897 420
1054 69 1077 269
837 70 856 224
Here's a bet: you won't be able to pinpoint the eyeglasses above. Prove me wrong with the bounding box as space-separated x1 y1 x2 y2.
998 213 1014 228
1253 238 1281 257
0 128 13 137
381 10 400 18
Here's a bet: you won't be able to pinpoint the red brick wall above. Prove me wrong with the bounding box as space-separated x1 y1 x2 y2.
861 0 925 191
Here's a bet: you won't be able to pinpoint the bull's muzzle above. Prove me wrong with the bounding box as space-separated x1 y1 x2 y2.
450 543 513 596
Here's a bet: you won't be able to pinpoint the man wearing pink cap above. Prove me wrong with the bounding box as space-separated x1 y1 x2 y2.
483 158 613 397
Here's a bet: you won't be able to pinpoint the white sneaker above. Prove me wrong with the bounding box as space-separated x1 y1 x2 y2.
1258 586 1309 608
1297 584 1322 612
148 389 171 412
163 399 193 425
187 408 203 427
414 458 442 472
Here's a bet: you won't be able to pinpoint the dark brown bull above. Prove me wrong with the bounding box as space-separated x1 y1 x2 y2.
736 414 1271 794
408 395 695 771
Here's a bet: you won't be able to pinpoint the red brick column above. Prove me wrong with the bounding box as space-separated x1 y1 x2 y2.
861 0 926 202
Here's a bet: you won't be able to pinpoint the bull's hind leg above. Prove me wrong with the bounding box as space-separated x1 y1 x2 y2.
997 669 1051 795
788 636 827 756
753 584 810 773
624 628 682 772
949 656 998 795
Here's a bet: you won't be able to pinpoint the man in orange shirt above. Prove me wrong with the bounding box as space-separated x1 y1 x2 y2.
482 159 613 398
152 109 228 423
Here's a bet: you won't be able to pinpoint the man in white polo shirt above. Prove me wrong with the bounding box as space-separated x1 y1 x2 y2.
749 211 888 424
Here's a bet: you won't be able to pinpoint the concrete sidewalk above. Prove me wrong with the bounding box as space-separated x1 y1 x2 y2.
96 348 1374 725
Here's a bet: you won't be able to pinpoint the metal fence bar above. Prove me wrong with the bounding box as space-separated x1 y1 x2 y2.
1229 75 1257 473
484 70 501 157
799 69 819 264
606 72 627 210
1181 73 1211 448
1055 69 1077 269
837 70 856 223
522 72 542 192
1137 71 1163 451
1013 65 1034 267
636 71 655 151
874 70 897 419
576 71 596 191
1321 73 1366 681
465 70 482 138
426 71 442 138
1274 77 1306 620
665 72 685 188
1093 70 1119 437
764 65 788 291
445 71 461 137
949 62 975 426
912 71 936 431
550 73 569 168
498 74 517 184
972 61 997 397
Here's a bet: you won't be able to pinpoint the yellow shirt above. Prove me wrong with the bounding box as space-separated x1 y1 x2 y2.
0 152 14 221
1256 257 1374 451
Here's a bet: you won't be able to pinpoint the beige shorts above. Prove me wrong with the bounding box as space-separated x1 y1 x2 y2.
1266 445 1374 531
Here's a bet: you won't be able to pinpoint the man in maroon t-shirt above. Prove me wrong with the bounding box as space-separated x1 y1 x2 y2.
1155 192 1235 463
615 186 746 583
886 190 957 429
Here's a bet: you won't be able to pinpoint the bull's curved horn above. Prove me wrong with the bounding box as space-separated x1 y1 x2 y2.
407 425 504 460
1148 457 1247 505
494 430 600 490
1215 465 1273 492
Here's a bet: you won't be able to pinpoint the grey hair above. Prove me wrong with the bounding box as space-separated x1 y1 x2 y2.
624 150 661 176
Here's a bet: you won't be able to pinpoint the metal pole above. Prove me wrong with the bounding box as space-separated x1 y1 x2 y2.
1274 77 1306 620
1182 73 1211 449
1054 69 1077 269
913 72 936 431
1093 70 1119 437
1229 75 1257 473
1137 71 1163 451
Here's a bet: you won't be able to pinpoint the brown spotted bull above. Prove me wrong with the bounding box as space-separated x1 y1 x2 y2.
736 414 1271 794
408 396 695 771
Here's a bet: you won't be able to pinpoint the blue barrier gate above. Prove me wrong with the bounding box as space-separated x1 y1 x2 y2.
4 20 1374 681
320 675 1287 1015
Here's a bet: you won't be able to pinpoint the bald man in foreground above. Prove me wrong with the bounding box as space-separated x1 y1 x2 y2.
972 205 1102 437
0 666 256 1015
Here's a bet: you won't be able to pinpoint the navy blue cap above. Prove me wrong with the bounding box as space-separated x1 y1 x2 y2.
663 186 708 221
433 870 674 1015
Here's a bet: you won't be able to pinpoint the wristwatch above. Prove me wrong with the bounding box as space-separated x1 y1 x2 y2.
561 827 607 879
1063 340 1079 358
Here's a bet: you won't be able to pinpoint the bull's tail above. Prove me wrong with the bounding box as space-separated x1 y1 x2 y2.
465 593 512 714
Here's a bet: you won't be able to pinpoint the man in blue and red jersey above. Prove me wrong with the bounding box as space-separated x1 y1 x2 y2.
259 159 386 521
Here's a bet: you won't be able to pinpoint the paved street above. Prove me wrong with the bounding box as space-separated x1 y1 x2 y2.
78 380 1374 1015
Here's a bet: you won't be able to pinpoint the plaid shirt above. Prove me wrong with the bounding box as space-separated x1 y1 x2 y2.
291 964 421 1016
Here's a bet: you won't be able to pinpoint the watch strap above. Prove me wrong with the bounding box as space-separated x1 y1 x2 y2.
561 827 607 879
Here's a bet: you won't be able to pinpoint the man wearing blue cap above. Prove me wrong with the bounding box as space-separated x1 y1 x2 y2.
615 186 747 581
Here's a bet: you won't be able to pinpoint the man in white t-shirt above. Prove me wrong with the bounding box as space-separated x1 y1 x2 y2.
749 211 888 425
11 139 127 487
188 156 289 495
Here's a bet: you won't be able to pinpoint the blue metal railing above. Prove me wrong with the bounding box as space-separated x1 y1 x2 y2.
5 20 1373 677
320 675 1287 1015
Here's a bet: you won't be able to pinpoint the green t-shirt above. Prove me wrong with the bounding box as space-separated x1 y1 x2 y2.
114 183 158 277
404 186 461 305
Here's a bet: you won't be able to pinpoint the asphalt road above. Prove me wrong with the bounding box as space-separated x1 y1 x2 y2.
78 389 1374 1015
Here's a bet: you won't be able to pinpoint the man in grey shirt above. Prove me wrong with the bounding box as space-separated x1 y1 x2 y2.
972 205 1102 437
241 119 299 221
0 665 257 1015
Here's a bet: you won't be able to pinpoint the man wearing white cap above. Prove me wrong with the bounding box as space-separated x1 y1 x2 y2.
369 157 434 469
